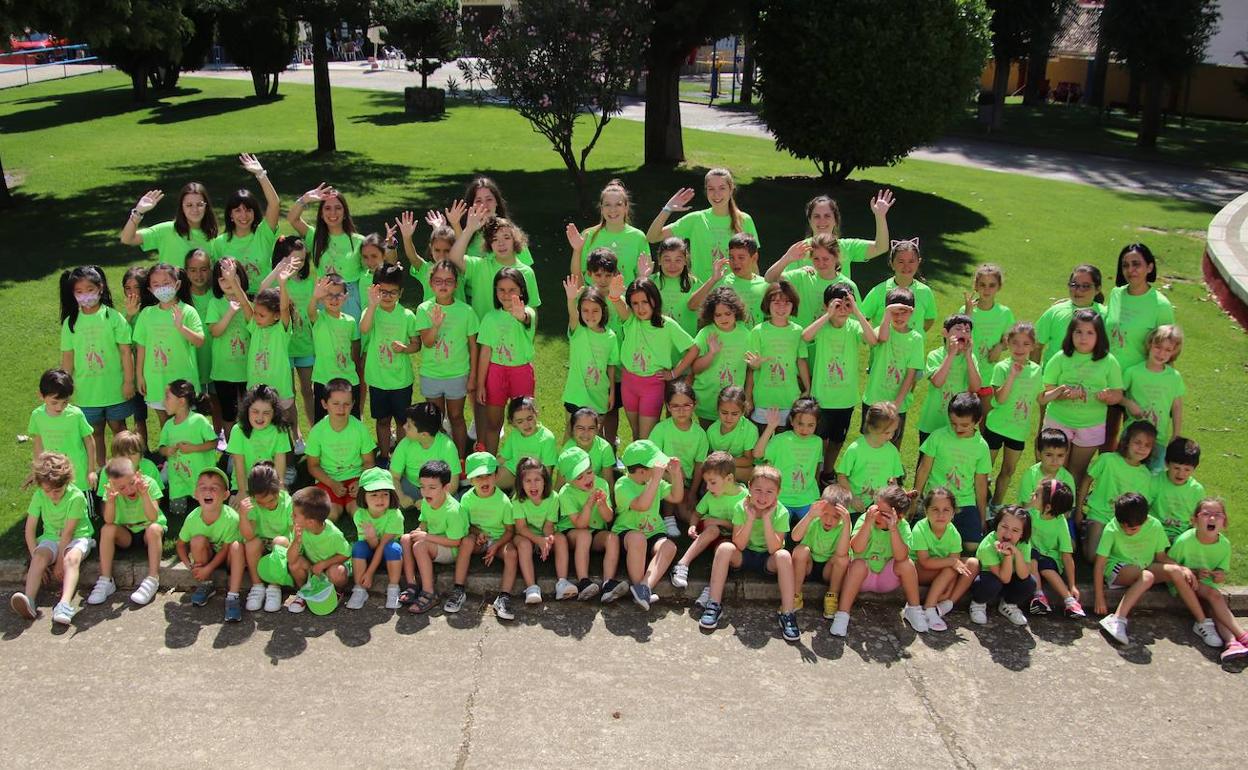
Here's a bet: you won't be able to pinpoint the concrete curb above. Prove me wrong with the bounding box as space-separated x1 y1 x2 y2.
1206 190 1248 314
3 558 1245 614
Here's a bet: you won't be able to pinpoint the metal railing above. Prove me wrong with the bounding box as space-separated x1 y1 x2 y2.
0 44 105 88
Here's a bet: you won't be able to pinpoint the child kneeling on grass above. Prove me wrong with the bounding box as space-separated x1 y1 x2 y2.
347 467 405 610
698 465 801 643
1162 498 1248 662
176 467 245 621
399 460 472 615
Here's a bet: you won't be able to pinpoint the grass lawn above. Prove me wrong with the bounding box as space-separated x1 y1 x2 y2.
2 72 1245 578
678 75 754 108
950 102 1248 172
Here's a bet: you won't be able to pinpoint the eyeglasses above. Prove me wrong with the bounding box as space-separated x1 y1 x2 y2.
431 278 456 287
1068 282 1094 290
376 288 400 298
325 292 346 300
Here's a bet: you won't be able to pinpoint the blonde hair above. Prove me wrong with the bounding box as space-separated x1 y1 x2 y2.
820 483 853 509
26 451 74 490
750 464 782 490
706 168 744 234
864 401 900 433
809 232 842 258
111 430 145 460
1146 324 1184 363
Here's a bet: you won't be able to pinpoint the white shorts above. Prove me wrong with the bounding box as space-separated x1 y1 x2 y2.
35 537 95 560
434 544 456 564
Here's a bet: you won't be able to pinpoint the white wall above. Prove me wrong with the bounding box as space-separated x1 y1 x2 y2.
1206 0 1248 67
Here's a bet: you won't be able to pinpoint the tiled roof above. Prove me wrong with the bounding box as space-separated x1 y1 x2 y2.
1053 3 1102 59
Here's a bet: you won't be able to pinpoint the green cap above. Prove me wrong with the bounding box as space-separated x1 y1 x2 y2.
197 466 230 489
359 466 395 492
465 451 498 479
620 439 668 469
257 544 294 587
557 447 592 481
298 573 339 616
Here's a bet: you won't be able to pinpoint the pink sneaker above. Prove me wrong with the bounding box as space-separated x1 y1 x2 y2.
1221 640 1248 663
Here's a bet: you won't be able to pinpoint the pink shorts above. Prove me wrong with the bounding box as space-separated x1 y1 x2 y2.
1042 417 1106 449
483 363 535 407
620 369 666 418
860 560 902 593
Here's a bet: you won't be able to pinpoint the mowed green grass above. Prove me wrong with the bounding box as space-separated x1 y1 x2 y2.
2 72 1245 577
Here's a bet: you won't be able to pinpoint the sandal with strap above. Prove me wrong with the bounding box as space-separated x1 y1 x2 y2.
397 587 420 606
407 590 438 614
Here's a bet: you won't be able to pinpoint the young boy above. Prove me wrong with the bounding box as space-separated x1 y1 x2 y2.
391 402 461 507
791 483 853 620
687 232 769 326
555 446 620 601
359 263 420 463
913 393 991 551
1094 492 1172 645
570 248 625 443
1163 499 1248 661
237 462 293 612
348 467 406 610
88 457 166 607
399 459 473 614
29 368 97 499
305 377 376 520
915 314 984 448
698 465 799 641
671 451 745 593
1149 437 1206 543
307 273 361 422
450 452 520 619
612 439 685 610
12 452 94 625
283 486 352 613
175 467 245 621
1016 428 1077 505
860 289 924 449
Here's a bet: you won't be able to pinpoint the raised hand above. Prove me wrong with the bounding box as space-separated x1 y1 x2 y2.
465 203 489 232
368 284 383 307
636 257 653 280
424 209 445 229
565 223 585 251
444 199 468 226
563 274 582 301
664 188 696 212
300 183 335 205
384 221 398 244
428 304 445 328
870 189 895 216
706 333 722 355
134 189 164 214
608 273 626 299
239 153 265 176
783 239 811 263
710 255 729 282
171 303 184 326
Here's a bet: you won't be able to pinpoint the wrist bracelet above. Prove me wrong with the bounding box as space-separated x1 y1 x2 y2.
255 171 267 179
661 206 673 214
130 209 143 220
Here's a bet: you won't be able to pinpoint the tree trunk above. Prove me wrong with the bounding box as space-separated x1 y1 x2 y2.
311 20 337 152
1137 75 1162 148
130 69 149 102
1086 26 1110 107
991 57 1010 129
643 47 685 165
270 72 280 97
1126 69 1141 115
251 69 268 98
420 64 428 90
1022 36 1050 106
739 34 755 106
818 158 852 185
0 153 14 210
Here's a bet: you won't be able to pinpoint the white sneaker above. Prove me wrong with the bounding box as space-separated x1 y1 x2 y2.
245 584 266 612
87 577 116 605
902 604 930 633
346 585 369 610
924 606 948 632
936 599 954 617
264 584 283 612
969 601 988 625
999 602 1029 627
663 516 680 538
1099 614 1129 645
693 586 712 610
467 421 477 441
130 576 159 606
385 584 401 610
524 584 542 605
829 611 850 637
671 563 689 589
216 430 228 452
1194 618 1223 648
51 601 77 626
555 578 578 600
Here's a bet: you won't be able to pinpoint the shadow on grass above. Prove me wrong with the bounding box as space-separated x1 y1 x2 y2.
140 94 286 125
0 84 202 134
351 90 450 126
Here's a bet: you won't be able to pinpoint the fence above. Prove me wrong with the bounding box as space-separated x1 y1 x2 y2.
0 44 105 89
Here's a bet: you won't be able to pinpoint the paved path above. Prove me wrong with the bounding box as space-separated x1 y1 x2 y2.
2 592 1243 767
184 64 1248 207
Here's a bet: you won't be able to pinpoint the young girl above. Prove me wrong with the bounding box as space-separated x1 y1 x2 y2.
687 234 768 326
120 182 217 266
859 238 936 332
261 237 315 445
745 280 809 429
206 258 253 425
415 259 478 459
688 287 750 426
133 262 205 426
347 468 405 610
1164 499 1248 662
984 323 1043 508
561 276 619 427
756 400 823 524
801 191 895 275
157 379 218 515
211 154 280 284
705 387 759 482
555 446 620 600
1076 420 1156 563
1121 324 1184 470
560 408 617 487
566 178 651 284
245 277 296 445
454 175 535 265
652 237 703 336
288 183 366 321
476 269 538 456
360 263 420 463
306 379 376 521
1025 479 1084 618
121 266 152 450
497 396 558 490
511 457 567 604
58 265 135 463
790 484 853 621
308 273 362 423
835 401 904 515
647 168 759 280
356 229 398 301
1033 264 1105 366
963 264 1015 367
403 209 463 303
227 385 291 500
861 289 924 448
451 207 542 321
11 452 94 625
1040 309 1123 486
910 488 977 632
764 236 860 327
609 277 695 440
184 248 217 425
89 456 166 608
967 506 1034 627
238 462 294 613
647 381 709 538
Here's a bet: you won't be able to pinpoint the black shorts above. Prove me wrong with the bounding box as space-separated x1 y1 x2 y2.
1035 553 1063 574
816 407 855 443
369 385 413 420
981 423 1025 452
733 548 775 576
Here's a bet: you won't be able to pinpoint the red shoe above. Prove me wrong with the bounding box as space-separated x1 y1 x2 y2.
1063 597 1086 619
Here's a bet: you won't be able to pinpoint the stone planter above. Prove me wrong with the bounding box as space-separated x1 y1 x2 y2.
405 86 446 118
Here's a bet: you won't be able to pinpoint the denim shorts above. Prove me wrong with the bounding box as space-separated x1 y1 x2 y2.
81 400 136 426
290 355 315 369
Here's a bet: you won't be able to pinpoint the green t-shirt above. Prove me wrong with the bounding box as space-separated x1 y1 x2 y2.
851 515 913 573
835 436 904 512
211 221 277 285
862 327 925 412
226 423 292 486
310 311 360 385
747 321 808 410
667 208 759 281
655 273 703 337
514 495 559 531
976 532 1033 568
860 277 937 333
363 304 419 389
985 359 1044 442
305 226 364 282
190 291 214 387
106 473 167 532
1123 363 1184 446
463 255 542 320
917 346 986 434
579 224 651 284
420 495 470 550
800 516 846 562
1084 452 1154 525
1042 351 1123 429
306 416 376 482
298 520 351 563
27 404 94 489
245 319 294 399
137 220 212 267
284 275 316 358
178 505 242 547
1167 529 1231 588
557 476 612 531
391 433 460 486
619 316 694 377
28 485 93 542
1035 300 1106 365
353 507 405 540
782 267 861 327
762 431 822 507
796 237 871 271
478 307 536 367
1096 516 1168 572
706 418 759 459
647 419 709 474
134 302 205 393
612 476 672 535
809 318 866 409
1149 474 1206 542
1015 463 1077 505
559 436 616 477
413 299 479 379
909 518 963 560
721 273 769 326
461 487 515 539
59 307 131 407
692 324 750 421
563 325 620 413
158 412 218 498
730 498 790 553
1105 286 1174 372
919 428 991 508
246 490 294 541
498 424 558 473
1030 513 1073 566
970 303 1015 364
695 484 748 524
205 295 251 382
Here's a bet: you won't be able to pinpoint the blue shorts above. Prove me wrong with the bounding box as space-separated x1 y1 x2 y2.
351 539 403 562
420 374 469 401
81 400 136 426
787 503 812 528
734 548 775 575
953 505 983 543
369 385 413 420
290 355 315 369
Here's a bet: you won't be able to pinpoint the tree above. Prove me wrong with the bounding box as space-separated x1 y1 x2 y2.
374 0 458 90
754 0 990 183
984 0 1072 125
1102 0 1220 147
290 0 369 152
1020 0 1072 106
216 0 299 98
73 0 196 101
481 0 652 212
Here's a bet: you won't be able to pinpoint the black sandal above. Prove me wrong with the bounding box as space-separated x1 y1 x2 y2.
408 590 437 614
397 586 420 605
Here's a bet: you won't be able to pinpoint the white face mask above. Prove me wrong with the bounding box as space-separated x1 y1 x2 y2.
74 292 100 308
152 285 178 303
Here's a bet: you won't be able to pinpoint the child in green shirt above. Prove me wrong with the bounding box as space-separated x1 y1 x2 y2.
613 439 685 610
413 258 478 459
756 398 824 523
1024 479 1084 619
962 264 1015 369
647 381 709 538
1120 325 1185 470
450 452 520 619
392 402 462 507
1015 428 1077 507
1094 493 1172 645
1077 420 1156 563
671 452 744 592
685 285 751 424
567 249 626 445
511 457 566 605
497 396 559 491
861 286 924 449
745 281 810 425
560 408 617 489
913 393 992 551
359 263 420 464
835 402 904 514
984 323 1043 508
967 506 1034 627
282 485 352 614
399 459 473 614
158 379 219 516
555 446 620 601
89 457 166 609
791 484 852 622
916 313 983 444
704 387 758 482
1162 499 1248 661
561 275 620 422
227 385 291 500
685 233 769 327
911 488 976 632
305 378 377 521
307 273 362 422
345 468 405 611
176 468 245 622
475 268 539 457
1149 437 1206 543
29 369 97 496
238 463 293 613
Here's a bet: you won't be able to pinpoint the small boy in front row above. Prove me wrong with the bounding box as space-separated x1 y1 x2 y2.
175 468 245 622
399 460 473 614
1094 492 1171 646
283 486 352 614
450 452 520 620
1164 498 1248 662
